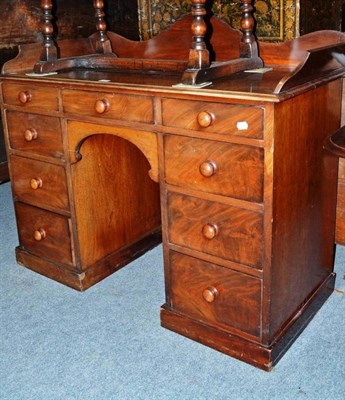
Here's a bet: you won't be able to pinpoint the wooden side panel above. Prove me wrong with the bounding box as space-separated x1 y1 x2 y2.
72 134 161 269
269 81 341 339
335 158 345 244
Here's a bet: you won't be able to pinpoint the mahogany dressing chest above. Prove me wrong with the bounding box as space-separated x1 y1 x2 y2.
2 0 345 370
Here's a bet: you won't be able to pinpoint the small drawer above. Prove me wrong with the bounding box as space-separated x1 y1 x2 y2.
6 111 64 158
2 83 59 111
62 90 153 123
169 251 262 337
168 192 263 268
162 98 264 139
164 135 264 202
15 203 74 266
10 155 69 212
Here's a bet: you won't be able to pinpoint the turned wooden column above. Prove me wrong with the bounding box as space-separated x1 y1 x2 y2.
240 0 259 58
93 0 113 54
187 0 210 69
39 0 57 62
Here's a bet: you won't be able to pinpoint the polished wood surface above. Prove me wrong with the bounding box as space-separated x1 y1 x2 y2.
164 135 264 201
167 192 263 268
1 10 345 371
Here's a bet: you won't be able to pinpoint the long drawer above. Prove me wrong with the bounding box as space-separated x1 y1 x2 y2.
15 203 74 266
168 251 262 337
167 192 263 268
6 111 64 159
164 135 264 202
162 98 264 139
62 89 154 123
10 155 69 212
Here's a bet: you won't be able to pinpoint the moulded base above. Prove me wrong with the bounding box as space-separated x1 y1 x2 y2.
15 228 162 291
161 272 335 371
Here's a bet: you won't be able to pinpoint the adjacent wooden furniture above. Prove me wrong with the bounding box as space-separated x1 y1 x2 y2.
2 0 345 371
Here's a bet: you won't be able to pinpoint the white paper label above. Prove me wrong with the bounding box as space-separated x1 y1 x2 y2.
237 121 249 131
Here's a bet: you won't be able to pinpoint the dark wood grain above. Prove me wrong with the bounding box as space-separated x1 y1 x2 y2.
6 111 64 159
2 82 59 111
15 202 74 266
164 135 264 202
168 251 262 337
10 155 69 212
162 98 264 139
268 80 341 339
167 192 263 268
71 134 161 269
62 89 153 123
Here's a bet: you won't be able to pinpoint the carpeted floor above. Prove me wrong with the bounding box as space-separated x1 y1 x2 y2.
1 181 345 400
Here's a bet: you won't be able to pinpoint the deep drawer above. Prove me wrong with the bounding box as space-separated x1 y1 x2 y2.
168 251 262 337
167 192 263 268
2 83 59 111
10 155 69 212
162 98 264 139
15 203 74 266
6 111 64 158
62 89 153 123
164 135 264 202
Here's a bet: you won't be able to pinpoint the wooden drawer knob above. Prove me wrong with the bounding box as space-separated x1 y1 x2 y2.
33 228 46 241
199 160 218 177
24 129 38 142
95 98 110 114
202 223 219 240
18 91 32 104
30 178 43 190
202 287 219 303
197 111 214 128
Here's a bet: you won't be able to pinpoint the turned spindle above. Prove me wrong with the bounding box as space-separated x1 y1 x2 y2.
39 0 57 62
187 0 210 70
93 0 113 54
240 0 259 58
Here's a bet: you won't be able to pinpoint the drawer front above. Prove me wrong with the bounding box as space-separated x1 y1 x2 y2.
169 251 262 337
162 98 264 139
10 155 69 212
164 136 264 202
15 203 73 266
6 111 64 158
168 192 263 268
2 83 59 111
62 90 153 123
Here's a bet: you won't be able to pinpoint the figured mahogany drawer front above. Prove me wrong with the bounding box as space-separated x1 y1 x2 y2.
10 155 69 212
164 136 264 202
162 98 264 138
15 203 73 266
6 111 64 158
168 192 263 268
169 251 261 337
62 90 153 123
2 83 59 111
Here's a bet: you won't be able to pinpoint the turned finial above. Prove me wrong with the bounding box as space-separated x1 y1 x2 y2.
93 0 113 53
39 0 57 62
240 0 259 57
187 0 210 69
